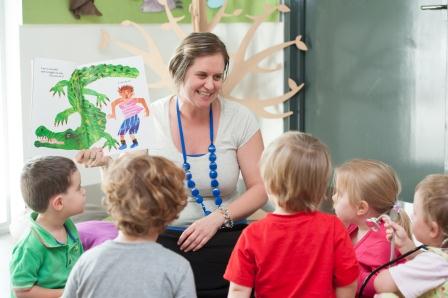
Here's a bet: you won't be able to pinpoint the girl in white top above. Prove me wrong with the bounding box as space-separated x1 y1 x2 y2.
374 174 448 298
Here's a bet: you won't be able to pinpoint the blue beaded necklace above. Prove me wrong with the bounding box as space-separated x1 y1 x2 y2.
176 98 222 216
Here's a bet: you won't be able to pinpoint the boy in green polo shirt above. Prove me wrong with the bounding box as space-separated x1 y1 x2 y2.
10 156 85 298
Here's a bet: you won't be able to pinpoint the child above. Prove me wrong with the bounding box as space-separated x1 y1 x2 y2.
224 132 359 297
332 159 412 298
108 85 150 150
10 156 85 298
374 174 448 298
62 153 196 297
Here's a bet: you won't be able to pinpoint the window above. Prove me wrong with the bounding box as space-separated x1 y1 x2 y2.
0 0 23 234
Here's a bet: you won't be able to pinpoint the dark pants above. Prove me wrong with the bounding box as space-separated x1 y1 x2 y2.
157 224 247 298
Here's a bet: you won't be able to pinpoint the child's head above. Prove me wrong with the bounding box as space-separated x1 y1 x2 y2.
260 131 332 212
20 156 83 214
102 153 187 237
333 159 411 235
413 174 448 248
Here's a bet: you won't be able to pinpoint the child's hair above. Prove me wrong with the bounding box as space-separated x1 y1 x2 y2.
20 156 78 213
334 159 412 237
260 131 332 212
415 174 448 248
102 153 187 236
118 85 134 93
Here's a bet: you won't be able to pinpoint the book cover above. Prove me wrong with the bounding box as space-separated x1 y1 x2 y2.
30 56 152 157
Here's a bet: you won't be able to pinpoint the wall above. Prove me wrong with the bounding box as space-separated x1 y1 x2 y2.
303 0 447 202
20 2 288 211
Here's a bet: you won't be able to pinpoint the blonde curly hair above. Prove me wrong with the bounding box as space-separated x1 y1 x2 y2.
102 153 187 236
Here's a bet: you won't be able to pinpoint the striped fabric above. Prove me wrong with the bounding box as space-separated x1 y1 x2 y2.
119 98 144 119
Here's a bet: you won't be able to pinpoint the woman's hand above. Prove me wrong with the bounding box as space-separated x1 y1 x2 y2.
75 147 111 168
384 220 415 254
178 211 224 252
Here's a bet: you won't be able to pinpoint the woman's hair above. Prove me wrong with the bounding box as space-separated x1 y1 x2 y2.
168 32 230 88
415 174 448 248
260 131 332 212
334 159 411 237
102 152 187 236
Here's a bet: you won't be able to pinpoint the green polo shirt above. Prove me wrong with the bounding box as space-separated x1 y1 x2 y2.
10 212 83 296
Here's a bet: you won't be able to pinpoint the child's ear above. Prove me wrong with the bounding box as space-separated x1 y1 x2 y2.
357 200 369 216
50 195 64 211
429 220 443 241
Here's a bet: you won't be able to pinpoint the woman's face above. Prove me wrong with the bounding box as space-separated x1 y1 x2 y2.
178 53 225 109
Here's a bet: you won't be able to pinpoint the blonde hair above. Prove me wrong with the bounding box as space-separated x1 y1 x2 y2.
334 159 411 237
260 131 332 212
102 153 187 236
415 174 448 248
168 32 229 88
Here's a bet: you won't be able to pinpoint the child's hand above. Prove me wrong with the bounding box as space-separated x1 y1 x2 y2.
107 114 116 120
384 220 415 254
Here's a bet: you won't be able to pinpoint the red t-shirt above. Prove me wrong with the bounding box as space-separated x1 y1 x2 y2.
224 212 359 298
348 223 403 298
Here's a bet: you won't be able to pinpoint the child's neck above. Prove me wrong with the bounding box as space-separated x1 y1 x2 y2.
352 211 382 244
115 230 159 243
352 223 370 244
273 206 303 215
36 213 67 243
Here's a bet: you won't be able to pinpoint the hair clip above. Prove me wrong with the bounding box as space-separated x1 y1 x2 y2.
365 214 391 232
390 201 401 221
366 213 396 262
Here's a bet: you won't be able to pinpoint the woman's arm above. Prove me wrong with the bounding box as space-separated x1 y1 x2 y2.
227 130 267 220
178 131 267 252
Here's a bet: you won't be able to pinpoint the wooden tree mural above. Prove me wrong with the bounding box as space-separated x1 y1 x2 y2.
99 0 307 118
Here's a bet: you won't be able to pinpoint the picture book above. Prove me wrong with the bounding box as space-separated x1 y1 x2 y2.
30 56 153 158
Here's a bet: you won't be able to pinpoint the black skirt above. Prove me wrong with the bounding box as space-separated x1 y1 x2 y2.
157 224 247 298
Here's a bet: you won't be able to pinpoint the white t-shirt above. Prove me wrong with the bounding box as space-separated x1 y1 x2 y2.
389 248 448 298
148 96 259 226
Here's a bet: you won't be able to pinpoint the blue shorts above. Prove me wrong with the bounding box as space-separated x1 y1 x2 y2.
118 115 140 135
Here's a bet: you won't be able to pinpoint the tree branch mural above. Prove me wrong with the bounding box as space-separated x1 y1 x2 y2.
99 0 307 119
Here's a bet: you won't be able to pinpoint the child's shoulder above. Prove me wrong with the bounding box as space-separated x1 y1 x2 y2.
11 228 46 261
425 247 448 262
246 211 341 230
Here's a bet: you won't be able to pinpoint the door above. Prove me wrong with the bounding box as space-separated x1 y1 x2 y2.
298 0 447 202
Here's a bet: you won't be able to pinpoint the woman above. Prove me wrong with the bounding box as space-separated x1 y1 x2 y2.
76 32 267 296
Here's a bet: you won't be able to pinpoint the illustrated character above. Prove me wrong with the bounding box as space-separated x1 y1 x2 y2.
108 85 150 150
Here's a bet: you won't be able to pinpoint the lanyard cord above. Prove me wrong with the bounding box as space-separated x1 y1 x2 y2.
358 244 428 298
176 98 213 163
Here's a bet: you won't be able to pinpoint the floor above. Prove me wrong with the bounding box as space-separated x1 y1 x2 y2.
0 233 13 296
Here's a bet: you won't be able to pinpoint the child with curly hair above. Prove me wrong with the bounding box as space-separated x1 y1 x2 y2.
63 153 196 297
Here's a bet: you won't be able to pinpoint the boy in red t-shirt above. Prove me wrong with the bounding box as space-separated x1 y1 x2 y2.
224 132 359 298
